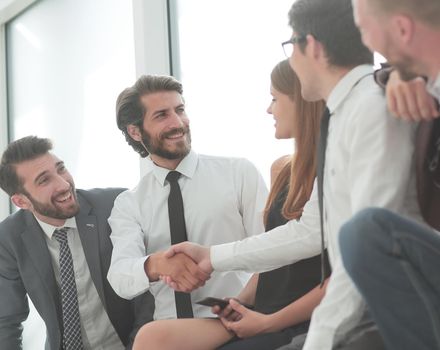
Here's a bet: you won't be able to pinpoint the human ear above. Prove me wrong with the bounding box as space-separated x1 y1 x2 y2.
306 34 323 61
127 124 142 142
11 193 32 210
393 15 414 44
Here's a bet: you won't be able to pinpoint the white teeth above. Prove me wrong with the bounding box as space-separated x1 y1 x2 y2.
57 193 71 202
168 133 184 139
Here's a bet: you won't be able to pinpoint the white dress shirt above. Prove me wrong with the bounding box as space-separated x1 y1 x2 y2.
107 150 267 320
38 217 124 350
210 65 422 349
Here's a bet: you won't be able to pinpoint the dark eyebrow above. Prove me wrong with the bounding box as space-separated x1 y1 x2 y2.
33 161 65 184
152 108 168 117
152 104 185 117
34 170 49 185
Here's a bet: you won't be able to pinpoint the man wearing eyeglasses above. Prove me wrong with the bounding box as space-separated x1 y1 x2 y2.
165 0 422 349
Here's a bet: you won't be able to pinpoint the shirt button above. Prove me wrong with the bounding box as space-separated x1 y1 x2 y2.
330 169 336 176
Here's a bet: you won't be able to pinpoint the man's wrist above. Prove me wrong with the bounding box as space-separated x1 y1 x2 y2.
144 253 162 281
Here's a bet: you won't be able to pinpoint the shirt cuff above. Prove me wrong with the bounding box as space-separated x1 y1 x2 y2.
129 256 151 296
211 243 236 271
109 256 151 299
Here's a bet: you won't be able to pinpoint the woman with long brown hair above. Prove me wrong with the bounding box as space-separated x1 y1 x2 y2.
132 60 329 350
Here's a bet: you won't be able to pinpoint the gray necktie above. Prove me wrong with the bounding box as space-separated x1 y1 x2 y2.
53 227 84 350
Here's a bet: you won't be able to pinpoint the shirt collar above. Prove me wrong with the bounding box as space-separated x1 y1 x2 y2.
427 72 440 101
34 216 77 240
147 150 199 186
326 64 374 114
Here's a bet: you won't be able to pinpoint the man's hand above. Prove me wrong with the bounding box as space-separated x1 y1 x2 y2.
386 70 439 121
161 242 213 291
165 242 213 274
220 299 269 338
144 251 210 292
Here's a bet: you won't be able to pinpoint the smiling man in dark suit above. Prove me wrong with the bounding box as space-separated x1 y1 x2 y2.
0 136 137 350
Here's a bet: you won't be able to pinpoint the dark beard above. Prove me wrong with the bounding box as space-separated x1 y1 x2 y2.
25 184 80 220
141 126 191 160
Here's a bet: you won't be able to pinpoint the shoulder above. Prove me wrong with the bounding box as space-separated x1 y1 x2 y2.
77 187 127 212
77 187 126 201
0 210 29 245
198 154 260 173
351 75 387 112
270 155 290 174
270 155 291 184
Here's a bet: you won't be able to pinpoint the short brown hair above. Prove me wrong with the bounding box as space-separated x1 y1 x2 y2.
116 75 183 157
289 0 373 68
0 136 52 196
369 0 440 28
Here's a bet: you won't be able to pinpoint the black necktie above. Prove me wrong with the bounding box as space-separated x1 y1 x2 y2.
317 107 331 286
53 227 84 350
166 171 194 318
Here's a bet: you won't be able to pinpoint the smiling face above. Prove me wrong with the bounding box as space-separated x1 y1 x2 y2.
134 90 191 169
353 0 419 80
288 34 324 102
267 85 296 139
11 153 79 226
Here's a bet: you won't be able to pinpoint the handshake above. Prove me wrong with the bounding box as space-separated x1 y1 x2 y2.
144 242 213 292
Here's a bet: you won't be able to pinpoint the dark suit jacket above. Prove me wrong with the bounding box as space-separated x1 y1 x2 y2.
0 188 135 350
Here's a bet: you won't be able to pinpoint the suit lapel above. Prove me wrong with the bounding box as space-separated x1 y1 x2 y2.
76 193 107 309
21 212 61 315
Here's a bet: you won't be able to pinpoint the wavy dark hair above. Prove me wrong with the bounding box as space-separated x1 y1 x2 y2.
116 75 183 157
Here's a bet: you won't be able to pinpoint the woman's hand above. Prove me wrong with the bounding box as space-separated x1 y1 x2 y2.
219 299 271 338
211 298 245 321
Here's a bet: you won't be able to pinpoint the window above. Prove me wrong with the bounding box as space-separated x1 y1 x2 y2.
7 0 139 191
171 0 295 184
5 0 136 347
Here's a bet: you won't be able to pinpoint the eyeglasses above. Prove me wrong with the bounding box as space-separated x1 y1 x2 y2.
281 36 305 57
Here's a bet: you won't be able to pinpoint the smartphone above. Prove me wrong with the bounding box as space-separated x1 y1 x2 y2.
196 297 254 310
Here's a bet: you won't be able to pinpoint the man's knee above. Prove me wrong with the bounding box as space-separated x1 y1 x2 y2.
339 208 391 275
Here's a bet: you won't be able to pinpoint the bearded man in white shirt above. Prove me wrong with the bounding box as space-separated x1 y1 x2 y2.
164 0 423 349
107 75 268 324
336 1 440 350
